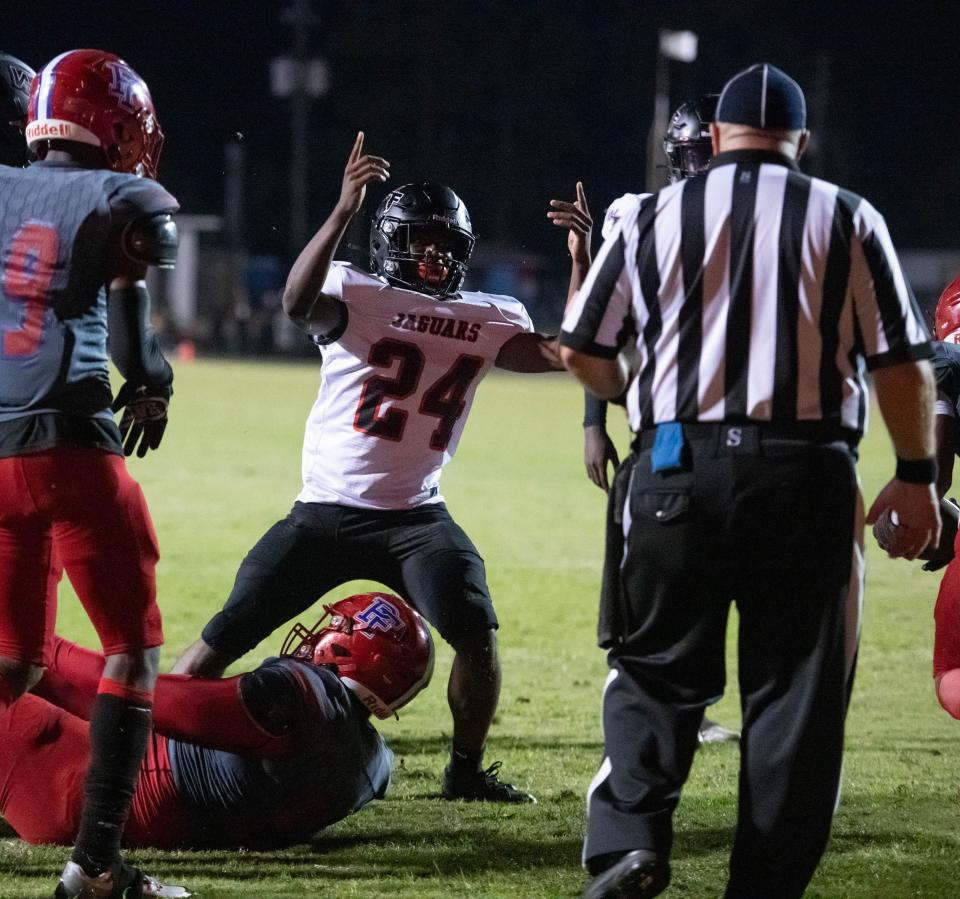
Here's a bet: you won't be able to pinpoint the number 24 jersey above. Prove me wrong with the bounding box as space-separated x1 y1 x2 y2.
298 262 533 510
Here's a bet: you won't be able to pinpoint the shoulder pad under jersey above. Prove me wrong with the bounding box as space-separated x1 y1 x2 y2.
122 213 178 269
107 174 179 225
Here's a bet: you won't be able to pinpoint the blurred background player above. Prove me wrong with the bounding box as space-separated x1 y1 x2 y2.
0 593 433 850
0 51 34 167
875 275 960 716
0 49 184 899
173 132 564 804
548 95 738 744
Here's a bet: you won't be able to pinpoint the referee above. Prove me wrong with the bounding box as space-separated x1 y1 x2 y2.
561 63 940 899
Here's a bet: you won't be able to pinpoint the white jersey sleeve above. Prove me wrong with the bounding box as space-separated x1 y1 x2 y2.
935 391 959 420
298 262 533 510
601 192 650 240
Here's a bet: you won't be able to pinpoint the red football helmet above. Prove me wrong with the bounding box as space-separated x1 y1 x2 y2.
280 593 434 719
25 49 164 179
936 275 960 344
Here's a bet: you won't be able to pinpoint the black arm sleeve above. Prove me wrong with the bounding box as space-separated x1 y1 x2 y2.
583 390 608 428
239 666 302 737
107 282 173 391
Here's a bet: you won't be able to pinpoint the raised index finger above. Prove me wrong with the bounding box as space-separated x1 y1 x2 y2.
349 131 364 163
576 180 590 214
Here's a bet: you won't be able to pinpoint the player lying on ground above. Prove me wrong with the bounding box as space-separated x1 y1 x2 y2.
173 132 564 803
0 593 432 850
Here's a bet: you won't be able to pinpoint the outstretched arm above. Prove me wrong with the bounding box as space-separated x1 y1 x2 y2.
495 332 563 372
282 131 390 333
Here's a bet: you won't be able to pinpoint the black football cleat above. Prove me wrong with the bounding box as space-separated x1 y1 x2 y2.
581 850 670 899
441 760 537 803
54 860 190 898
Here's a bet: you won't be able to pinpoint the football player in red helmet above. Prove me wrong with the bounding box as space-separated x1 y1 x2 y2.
874 275 960 718
25 48 164 179
0 594 433 857
0 49 181 899
282 592 435 719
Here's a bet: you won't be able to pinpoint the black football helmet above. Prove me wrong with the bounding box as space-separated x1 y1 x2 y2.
370 182 475 298
663 94 718 182
0 52 35 167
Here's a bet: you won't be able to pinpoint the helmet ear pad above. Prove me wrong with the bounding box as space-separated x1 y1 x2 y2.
280 593 435 719
370 182 475 297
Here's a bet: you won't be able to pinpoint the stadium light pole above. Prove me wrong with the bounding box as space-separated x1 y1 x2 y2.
273 0 328 259
646 29 698 192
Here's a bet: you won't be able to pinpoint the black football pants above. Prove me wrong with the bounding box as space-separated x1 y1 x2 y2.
584 428 857 899
201 501 496 658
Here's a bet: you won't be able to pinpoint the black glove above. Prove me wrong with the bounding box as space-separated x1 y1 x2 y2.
112 382 171 458
921 497 960 572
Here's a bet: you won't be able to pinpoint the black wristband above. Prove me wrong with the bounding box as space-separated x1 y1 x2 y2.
583 391 608 428
895 456 938 484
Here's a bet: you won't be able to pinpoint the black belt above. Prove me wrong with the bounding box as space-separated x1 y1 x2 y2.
635 421 860 452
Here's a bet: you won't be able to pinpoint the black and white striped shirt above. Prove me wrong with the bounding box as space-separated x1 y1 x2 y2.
560 149 932 438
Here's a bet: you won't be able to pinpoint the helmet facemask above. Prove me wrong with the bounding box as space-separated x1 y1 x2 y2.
376 220 473 297
370 182 475 298
663 139 713 183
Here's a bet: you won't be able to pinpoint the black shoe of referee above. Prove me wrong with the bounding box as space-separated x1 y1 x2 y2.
582 850 671 899
441 760 537 803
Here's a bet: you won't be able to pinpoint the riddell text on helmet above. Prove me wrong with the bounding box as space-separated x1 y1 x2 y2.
25 121 72 139
25 119 100 147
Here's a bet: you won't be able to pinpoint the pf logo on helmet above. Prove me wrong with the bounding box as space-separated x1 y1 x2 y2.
105 60 139 113
356 596 404 638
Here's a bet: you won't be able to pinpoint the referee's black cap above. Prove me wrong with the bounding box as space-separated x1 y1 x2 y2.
716 63 806 131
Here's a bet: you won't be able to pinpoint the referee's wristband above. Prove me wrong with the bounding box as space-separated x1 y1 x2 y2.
895 456 938 485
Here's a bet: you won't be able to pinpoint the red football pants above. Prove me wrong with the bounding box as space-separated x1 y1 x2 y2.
0 693 191 847
934 531 960 677
0 448 164 662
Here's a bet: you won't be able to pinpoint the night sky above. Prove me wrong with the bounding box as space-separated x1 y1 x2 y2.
7 1 958 269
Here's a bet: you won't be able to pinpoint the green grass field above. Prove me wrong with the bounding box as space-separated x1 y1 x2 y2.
1 358 958 898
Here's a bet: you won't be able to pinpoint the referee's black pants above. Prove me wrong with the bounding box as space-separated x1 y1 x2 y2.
584 426 858 899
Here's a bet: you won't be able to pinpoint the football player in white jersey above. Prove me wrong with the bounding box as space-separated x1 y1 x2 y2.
173 132 563 802
547 96 739 746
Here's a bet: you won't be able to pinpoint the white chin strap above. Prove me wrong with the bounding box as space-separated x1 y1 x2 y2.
25 119 101 151
340 677 392 719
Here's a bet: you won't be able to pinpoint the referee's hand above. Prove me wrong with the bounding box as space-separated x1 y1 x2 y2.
866 479 942 561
